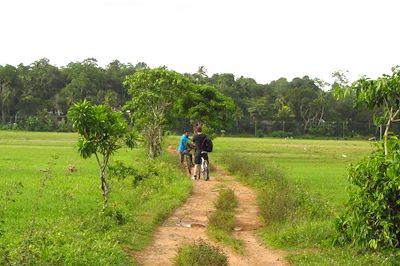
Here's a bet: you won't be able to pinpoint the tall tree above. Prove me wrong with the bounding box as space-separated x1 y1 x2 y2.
124 67 191 159
0 65 21 123
104 60 137 107
247 96 271 136
18 58 66 116
179 83 236 132
58 58 105 113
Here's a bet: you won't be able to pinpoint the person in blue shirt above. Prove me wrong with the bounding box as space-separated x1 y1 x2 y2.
178 129 193 164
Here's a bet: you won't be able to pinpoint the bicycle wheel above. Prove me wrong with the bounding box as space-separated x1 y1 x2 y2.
203 160 209 181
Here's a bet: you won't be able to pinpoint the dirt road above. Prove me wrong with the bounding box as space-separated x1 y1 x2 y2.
133 157 287 265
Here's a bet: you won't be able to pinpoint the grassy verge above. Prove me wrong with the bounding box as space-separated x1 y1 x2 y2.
207 187 245 254
0 131 192 265
220 153 334 246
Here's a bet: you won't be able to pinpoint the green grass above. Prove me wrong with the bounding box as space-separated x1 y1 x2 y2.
213 138 373 209
208 137 400 265
207 187 244 254
174 239 228 266
0 131 192 265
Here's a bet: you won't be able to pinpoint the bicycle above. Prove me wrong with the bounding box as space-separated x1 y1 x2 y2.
200 151 209 181
181 143 195 175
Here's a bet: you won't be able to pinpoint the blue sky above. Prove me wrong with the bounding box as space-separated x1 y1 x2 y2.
1 0 400 84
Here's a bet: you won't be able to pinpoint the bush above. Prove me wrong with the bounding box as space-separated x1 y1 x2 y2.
336 139 400 249
174 239 228 266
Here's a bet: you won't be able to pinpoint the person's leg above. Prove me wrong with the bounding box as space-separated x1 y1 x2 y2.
179 151 183 163
193 164 199 179
193 152 201 179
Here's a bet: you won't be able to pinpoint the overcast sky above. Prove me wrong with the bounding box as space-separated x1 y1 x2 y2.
1 0 399 84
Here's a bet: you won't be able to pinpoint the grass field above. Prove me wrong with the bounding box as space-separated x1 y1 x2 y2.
2 132 398 265
0 131 192 265
210 137 399 265
213 138 373 207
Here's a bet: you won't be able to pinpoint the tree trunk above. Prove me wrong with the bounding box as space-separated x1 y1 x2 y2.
303 120 309 135
147 123 162 159
100 169 109 206
1 105 5 123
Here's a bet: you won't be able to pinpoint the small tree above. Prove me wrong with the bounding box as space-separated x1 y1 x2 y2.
335 66 400 249
68 100 136 205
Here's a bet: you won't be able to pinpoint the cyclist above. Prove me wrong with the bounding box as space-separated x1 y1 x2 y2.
192 125 208 180
178 129 193 165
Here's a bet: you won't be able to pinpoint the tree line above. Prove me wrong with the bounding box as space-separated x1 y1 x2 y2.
0 57 387 137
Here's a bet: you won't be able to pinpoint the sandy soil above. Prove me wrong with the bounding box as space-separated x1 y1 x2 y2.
132 151 287 266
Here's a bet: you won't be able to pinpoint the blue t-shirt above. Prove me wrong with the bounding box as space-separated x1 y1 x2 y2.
178 134 189 152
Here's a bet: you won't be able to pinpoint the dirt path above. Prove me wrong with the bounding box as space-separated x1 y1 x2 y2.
133 152 287 265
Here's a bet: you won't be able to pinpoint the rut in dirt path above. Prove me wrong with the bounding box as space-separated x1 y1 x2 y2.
132 157 287 266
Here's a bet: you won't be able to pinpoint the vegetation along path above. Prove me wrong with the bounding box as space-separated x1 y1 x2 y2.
132 148 287 265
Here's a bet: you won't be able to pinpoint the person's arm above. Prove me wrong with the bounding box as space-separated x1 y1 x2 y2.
183 140 190 150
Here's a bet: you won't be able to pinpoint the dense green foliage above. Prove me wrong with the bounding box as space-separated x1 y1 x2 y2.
0 58 382 137
335 68 400 249
180 83 236 131
0 132 192 265
174 239 228 266
336 139 400 249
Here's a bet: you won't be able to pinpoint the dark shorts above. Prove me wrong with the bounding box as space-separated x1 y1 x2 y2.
195 151 208 164
179 149 191 161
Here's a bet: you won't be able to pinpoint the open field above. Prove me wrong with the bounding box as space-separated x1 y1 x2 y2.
0 131 192 265
212 137 373 207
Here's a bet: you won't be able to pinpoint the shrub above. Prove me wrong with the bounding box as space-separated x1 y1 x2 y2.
336 139 400 249
213 188 238 211
174 239 228 266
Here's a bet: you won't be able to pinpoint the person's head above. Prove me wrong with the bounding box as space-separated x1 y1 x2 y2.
184 130 190 137
196 126 202 133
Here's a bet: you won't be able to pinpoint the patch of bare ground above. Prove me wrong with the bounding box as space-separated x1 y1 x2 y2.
131 149 287 265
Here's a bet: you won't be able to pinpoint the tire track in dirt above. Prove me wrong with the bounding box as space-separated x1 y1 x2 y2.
132 149 287 265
